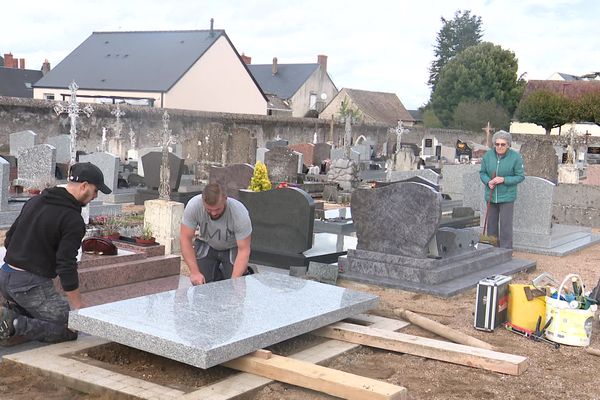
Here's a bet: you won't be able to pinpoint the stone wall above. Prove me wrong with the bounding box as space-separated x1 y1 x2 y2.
552 183 600 227
0 97 391 167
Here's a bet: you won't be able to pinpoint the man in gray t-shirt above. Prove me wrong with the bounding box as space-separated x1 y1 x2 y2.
180 183 252 284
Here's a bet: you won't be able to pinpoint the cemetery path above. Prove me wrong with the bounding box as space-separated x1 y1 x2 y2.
1 239 600 399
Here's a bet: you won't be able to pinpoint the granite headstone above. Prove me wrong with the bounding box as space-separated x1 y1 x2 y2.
141 151 185 191
256 147 269 163
313 143 332 166
209 163 254 200
17 144 56 185
289 143 315 166
10 130 38 157
352 182 442 258
238 187 314 254
263 146 299 184
513 176 554 235
441 164 480 200
80 152 120 195
265 139 289 149
46 134 71 164
520 139 557 183
0 158 9 211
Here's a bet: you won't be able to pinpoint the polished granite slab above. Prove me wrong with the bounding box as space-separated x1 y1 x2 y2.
69 272 378 369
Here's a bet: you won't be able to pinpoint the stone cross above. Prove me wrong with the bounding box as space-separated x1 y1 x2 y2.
53 81 94 164
395 120 406 152
154 111 177 200
482 121 494 148
101 127 108 152
128 127 136 150
111 103 126 139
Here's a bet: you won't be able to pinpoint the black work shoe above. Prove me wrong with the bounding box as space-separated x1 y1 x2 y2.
0 305 16 340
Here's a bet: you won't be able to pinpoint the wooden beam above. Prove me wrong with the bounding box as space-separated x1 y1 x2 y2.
394 308 496 350
224 353 407 400
314 322 528 376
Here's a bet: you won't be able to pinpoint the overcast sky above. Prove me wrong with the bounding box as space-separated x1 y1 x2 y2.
3 0 599 109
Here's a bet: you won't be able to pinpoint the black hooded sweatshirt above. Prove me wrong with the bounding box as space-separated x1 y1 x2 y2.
4 187 85 291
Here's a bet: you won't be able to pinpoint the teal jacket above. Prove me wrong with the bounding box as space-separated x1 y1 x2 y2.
479 148 525 203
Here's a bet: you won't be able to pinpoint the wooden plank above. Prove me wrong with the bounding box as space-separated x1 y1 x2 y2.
314 322 528 376
224 353 407 400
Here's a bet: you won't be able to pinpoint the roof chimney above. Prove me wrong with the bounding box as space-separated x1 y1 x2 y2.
41 59 51 75
240 53 251 64
317 54 327 73
19 58 25 69
272 57 278 75
4 53 15 68
210 18 214 37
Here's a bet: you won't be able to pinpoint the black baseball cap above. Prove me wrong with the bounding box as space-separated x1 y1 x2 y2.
68 162 112 194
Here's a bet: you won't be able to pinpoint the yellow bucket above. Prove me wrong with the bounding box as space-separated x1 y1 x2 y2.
507 284 546 331
545 274 595 347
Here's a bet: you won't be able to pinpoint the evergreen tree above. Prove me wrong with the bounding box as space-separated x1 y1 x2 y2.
428 10 483 92
430 42 525 127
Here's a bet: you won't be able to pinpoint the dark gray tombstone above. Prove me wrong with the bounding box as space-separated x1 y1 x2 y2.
375 176 440 192
352 182 442 258
127 173 145 187
313 143 332 166
266 138 289 150
141 151 185 191
520 139 557 183
432 227 479 258
264 147 300 184
209 163 254 200
238 187 314 255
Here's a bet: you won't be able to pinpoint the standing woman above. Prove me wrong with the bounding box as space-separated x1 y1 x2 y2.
479 130 525 249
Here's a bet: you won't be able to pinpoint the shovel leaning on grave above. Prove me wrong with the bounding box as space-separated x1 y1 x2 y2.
480 178 498 246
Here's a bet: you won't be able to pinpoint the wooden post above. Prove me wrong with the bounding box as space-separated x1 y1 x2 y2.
394 308 495 350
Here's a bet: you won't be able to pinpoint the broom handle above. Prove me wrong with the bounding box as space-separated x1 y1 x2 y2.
482 173 496 236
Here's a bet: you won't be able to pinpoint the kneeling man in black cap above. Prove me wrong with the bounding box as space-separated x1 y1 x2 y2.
0 162 111 343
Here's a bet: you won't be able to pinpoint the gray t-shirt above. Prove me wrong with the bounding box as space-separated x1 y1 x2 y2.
182 195 252 251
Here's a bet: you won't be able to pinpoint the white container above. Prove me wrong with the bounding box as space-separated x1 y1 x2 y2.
545 274 595 347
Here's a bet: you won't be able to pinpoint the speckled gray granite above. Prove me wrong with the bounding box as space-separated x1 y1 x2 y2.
352 182 442 258
69 272 378 369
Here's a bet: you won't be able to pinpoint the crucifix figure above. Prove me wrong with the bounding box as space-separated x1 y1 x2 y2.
482 121 494 148
156 111 177 201
53 81 94 164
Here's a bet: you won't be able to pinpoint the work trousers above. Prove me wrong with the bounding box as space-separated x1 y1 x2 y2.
0 263 77 343
194 239 237 283
486 201 515 249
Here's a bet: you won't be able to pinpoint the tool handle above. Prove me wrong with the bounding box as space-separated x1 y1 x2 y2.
482 172 496 236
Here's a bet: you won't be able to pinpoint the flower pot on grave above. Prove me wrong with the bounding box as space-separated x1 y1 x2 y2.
103 232 121 240
134 236 156 245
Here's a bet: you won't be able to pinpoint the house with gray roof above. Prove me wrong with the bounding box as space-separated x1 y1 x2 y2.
33 27 267 115
0 67 43 98
246 55 337 117
320 88 415 127
0 53 43 98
